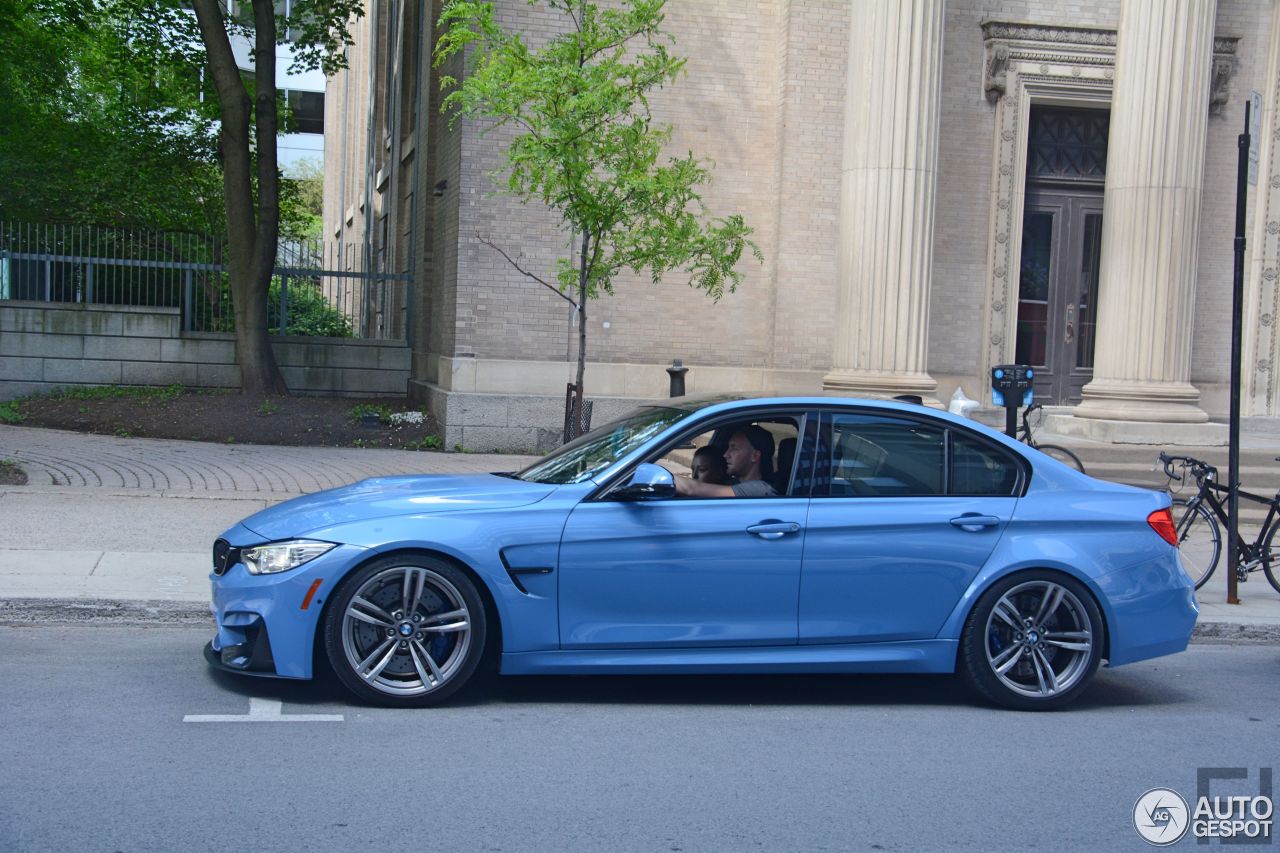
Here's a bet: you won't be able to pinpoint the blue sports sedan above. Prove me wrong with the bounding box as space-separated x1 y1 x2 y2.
205 396 1197 710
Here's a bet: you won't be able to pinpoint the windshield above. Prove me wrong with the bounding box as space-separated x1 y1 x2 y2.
516 406 692 484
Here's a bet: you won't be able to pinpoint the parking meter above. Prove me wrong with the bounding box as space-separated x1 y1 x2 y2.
991 364 1034 438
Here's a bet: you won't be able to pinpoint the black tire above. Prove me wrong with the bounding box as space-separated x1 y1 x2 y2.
1034 443 1086 474
1172 498 1220 590
959 571 1105 711
323 554 488 707
1262 518 1280 595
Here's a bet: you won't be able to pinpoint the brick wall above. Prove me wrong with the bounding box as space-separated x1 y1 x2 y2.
447 0 793 370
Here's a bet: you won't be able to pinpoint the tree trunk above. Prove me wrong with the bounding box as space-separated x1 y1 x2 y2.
575 229 590 416
191 0 288 397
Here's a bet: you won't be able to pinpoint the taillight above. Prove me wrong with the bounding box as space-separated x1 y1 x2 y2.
1148 508 1178 546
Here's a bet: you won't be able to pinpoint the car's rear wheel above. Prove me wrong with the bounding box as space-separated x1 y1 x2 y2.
959 571 1104 710
323 555 486 707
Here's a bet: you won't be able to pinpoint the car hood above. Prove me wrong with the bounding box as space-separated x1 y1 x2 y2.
239 474 556 540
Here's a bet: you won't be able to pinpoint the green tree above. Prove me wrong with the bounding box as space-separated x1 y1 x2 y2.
0 0 323 331
282 157 325 240
434 0 761 421
183 0 362 395
0 0 222 232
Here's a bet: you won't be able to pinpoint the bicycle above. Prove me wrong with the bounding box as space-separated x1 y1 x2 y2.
1018 404 1086 474
1157 451 1280 593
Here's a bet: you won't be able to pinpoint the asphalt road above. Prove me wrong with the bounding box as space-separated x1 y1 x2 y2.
1 626 1277 852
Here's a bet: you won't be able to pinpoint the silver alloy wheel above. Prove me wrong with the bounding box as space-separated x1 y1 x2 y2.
340 565 473 697
982 579 1093 700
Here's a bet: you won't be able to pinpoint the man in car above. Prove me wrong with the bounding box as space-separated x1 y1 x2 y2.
674 425 777 498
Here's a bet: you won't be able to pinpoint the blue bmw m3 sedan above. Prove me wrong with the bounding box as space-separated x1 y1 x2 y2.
205 396 1197 710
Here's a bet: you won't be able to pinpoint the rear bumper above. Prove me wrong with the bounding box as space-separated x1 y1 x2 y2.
1097 551 1198 667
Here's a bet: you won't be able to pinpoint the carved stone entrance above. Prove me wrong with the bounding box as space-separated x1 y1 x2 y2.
1015 107 1108 405
980 21 1237 408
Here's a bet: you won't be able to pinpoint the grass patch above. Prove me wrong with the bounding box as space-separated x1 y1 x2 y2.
28 383 188 403
0 401 25 424
403 434 444 451
347 403 394 424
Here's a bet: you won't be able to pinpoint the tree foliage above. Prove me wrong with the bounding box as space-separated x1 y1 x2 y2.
0 0 222 232
281 157 325 240
1 0 359 394
434 0 761 409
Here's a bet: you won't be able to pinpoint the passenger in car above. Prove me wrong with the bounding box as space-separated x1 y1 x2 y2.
673 425 777 498
690 446 728 484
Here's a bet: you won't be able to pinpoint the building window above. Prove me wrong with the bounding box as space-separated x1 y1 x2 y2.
286 89 325 135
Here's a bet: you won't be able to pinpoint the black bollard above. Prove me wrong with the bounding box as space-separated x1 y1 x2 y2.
666 359 688 398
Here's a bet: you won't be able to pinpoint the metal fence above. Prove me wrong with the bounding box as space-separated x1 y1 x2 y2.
0 222 411 339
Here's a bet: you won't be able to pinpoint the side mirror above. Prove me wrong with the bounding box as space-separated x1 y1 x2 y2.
611 463 676 500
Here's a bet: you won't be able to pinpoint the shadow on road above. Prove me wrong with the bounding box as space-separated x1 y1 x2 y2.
203 663 1196 712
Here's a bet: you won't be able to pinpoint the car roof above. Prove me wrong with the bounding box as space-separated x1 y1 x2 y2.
650 394 957 419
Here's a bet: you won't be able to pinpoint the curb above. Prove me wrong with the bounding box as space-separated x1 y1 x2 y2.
1190 621 1280 644
2 598 1278 645
0 598 210 626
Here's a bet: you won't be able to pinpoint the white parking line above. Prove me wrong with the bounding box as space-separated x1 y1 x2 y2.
183 697 344 723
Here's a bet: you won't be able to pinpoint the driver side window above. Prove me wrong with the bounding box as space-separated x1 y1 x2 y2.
650 416 803 497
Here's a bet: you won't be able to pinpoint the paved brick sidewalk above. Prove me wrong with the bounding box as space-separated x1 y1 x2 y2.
0 425 536 494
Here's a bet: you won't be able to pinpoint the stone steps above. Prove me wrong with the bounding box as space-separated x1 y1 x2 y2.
1034 440 1280 526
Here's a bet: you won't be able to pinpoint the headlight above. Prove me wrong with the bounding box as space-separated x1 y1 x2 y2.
241 540 336 575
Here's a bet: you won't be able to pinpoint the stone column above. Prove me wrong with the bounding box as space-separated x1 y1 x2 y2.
822 0 943 400
1244 5 1280 417
1073 0 1217 423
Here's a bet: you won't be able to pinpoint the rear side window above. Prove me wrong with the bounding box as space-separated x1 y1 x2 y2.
822 414 945 497
950 429 1020 495
816 412 1022 498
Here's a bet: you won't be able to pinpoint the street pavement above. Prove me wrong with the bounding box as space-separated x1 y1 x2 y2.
0 423 1278 641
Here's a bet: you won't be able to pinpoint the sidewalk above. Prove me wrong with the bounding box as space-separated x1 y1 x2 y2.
1 424 1277 641
0 424 537 622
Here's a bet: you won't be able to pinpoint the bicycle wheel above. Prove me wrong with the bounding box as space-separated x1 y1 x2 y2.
1172 498 1220 589
1262 518 1280 595
1035 443 1086 474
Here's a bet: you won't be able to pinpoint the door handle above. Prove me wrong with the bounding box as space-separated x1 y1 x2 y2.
1064 302 1075 344
746 521 801 540
949 514 1001 530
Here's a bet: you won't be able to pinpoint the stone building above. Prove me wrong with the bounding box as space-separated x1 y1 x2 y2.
325 0 1280 451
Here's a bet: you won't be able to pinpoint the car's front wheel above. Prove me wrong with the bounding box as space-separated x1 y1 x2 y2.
959 571 1104 710
323 555 487 707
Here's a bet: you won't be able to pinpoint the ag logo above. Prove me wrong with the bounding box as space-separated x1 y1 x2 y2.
1134 787 1191 846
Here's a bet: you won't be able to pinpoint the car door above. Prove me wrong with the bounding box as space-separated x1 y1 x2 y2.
799 410 1023 644
557 412 812 649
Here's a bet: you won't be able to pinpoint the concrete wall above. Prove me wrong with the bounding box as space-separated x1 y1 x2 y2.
0 301 410 401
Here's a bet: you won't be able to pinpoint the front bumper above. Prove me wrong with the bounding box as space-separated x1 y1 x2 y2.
204 639 279 678
208 540 369 680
